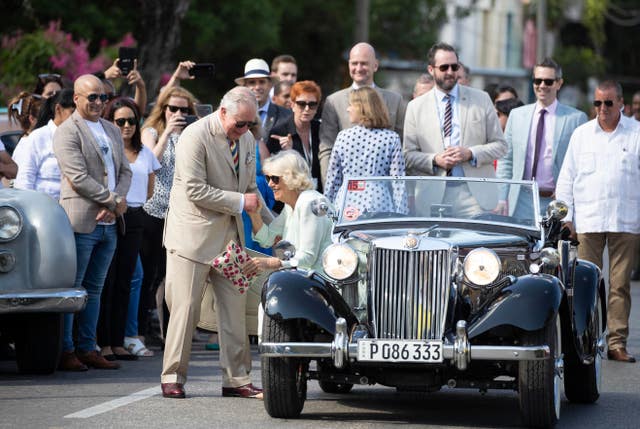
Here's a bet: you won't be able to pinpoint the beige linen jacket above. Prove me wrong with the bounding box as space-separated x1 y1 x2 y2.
53 111 132 233
163 111 272 265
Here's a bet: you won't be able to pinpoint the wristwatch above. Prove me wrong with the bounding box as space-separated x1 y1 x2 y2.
114 195 123 205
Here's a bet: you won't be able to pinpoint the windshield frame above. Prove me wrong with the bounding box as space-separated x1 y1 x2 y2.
333 176 543 239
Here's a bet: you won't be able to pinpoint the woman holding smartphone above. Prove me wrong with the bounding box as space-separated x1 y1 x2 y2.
139 87 197 343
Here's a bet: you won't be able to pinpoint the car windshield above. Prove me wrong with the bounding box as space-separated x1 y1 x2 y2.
333 177 541 232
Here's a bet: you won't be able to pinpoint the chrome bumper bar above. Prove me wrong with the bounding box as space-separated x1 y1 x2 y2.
260 318 550 370
0 288 88 314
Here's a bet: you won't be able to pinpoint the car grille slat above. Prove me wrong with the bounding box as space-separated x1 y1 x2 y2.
371 246 452 340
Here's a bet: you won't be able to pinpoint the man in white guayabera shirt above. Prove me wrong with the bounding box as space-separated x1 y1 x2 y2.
53 74 131 371
556 80 640 363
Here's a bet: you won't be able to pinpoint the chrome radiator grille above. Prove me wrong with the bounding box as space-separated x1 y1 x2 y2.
370 246 453 340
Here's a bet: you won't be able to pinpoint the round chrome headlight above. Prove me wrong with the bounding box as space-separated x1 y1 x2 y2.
0 206 22 241
463 248 501 286
322 243 358 281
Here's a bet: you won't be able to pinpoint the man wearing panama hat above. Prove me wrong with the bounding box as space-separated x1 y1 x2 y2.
235 58 292 139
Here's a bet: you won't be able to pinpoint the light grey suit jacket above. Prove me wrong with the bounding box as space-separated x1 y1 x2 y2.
53 111 131 233
403 86 507 208
318 85 406 183
496 102 587 209
163 111 272 265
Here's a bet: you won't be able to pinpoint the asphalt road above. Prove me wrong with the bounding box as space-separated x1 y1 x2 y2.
1 281 639 429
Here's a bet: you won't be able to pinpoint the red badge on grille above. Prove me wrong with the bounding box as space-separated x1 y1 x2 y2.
347 180 366 191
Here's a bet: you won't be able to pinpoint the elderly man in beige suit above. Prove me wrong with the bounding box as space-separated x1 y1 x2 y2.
53 74 131 372
403 42 507 216
160 86 271 399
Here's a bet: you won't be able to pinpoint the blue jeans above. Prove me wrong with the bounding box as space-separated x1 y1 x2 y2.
63 225 117 353
125 255 143 337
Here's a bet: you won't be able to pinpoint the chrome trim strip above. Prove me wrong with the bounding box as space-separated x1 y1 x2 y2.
260 342 550 361
0 288 88 313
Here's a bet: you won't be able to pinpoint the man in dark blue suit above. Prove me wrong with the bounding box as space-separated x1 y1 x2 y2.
235 58 292 139
496 58 587 217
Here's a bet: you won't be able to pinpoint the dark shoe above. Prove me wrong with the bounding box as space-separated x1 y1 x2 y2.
102 354 117 361
161 383 185 399
58 351 88 372
77 350 121 369
114 353 138 361
222 383 263 399
607 347 636 362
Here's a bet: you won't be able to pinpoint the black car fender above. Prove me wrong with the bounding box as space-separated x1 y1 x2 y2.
565 259 604 359
467 274 563 339
261 269 357 334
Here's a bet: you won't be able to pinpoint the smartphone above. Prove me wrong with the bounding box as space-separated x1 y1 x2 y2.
184 115 198 127
188 63 215 78
118 47 138 75
195 103 213 118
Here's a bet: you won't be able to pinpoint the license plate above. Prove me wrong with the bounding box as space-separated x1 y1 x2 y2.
357 339 444 363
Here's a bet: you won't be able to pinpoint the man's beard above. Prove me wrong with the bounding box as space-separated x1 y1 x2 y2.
435 74 456 91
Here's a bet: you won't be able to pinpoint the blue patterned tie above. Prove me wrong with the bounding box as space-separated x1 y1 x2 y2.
229 139 239 174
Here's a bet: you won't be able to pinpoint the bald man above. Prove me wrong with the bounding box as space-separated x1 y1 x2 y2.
53 74 131 371
318 42 406 184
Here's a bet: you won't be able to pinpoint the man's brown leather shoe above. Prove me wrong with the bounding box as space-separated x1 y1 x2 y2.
222 383 263 399
161 383 186 399
58 351 88 372
607 348 636 363
77 350 121 369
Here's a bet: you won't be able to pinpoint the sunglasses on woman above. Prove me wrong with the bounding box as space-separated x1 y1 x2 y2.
294 101 319 109
114 117 137 127
265 175 280 185
166 105 190 114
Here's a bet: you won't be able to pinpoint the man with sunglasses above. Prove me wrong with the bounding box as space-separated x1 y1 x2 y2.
160 86 273 399
496 58 587 217
404 42 507 216
556 80 640 363
235 58 292 140
319 42 406 185
53 74 132 371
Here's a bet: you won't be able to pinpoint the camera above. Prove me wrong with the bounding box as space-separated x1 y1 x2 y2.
188 63 215 78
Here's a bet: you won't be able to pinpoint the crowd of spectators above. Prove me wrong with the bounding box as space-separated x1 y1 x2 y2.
1 40 638 400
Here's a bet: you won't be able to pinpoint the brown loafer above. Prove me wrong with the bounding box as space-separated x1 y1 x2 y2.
58 351 88 372
607 347 636 363
77 350 121 369
222 383 263 399
161 383 186 398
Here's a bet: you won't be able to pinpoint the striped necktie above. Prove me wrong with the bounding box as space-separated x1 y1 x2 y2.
443 94 453 138
229 139 239 174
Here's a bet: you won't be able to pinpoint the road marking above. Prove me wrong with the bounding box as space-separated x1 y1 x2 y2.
64 386 161 418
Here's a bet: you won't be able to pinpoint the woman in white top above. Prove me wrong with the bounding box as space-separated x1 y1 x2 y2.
246 150 333 274
13 89 75 199
97 97 160 360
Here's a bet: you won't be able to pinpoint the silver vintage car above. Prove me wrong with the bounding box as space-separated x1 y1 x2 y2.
0 188 87 373
260 177 605 428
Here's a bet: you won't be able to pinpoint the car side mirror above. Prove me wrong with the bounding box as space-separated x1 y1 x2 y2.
311 198 336 220
546 200 568 221
273 240 296 261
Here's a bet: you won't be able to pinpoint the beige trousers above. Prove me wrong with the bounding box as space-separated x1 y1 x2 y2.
160 250 252 387
578 232 639 349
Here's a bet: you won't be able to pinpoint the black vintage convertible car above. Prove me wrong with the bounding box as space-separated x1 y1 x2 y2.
259 177 605 428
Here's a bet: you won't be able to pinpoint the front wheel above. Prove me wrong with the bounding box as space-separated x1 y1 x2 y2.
261 317 308 418
14 313 63 374
518 314 562 428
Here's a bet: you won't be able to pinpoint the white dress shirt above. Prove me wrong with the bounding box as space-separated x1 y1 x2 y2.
556 115 640 233
525 99 558 190
12 120 61 199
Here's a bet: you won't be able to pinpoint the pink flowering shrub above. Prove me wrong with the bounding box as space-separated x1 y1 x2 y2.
0 20 136 104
